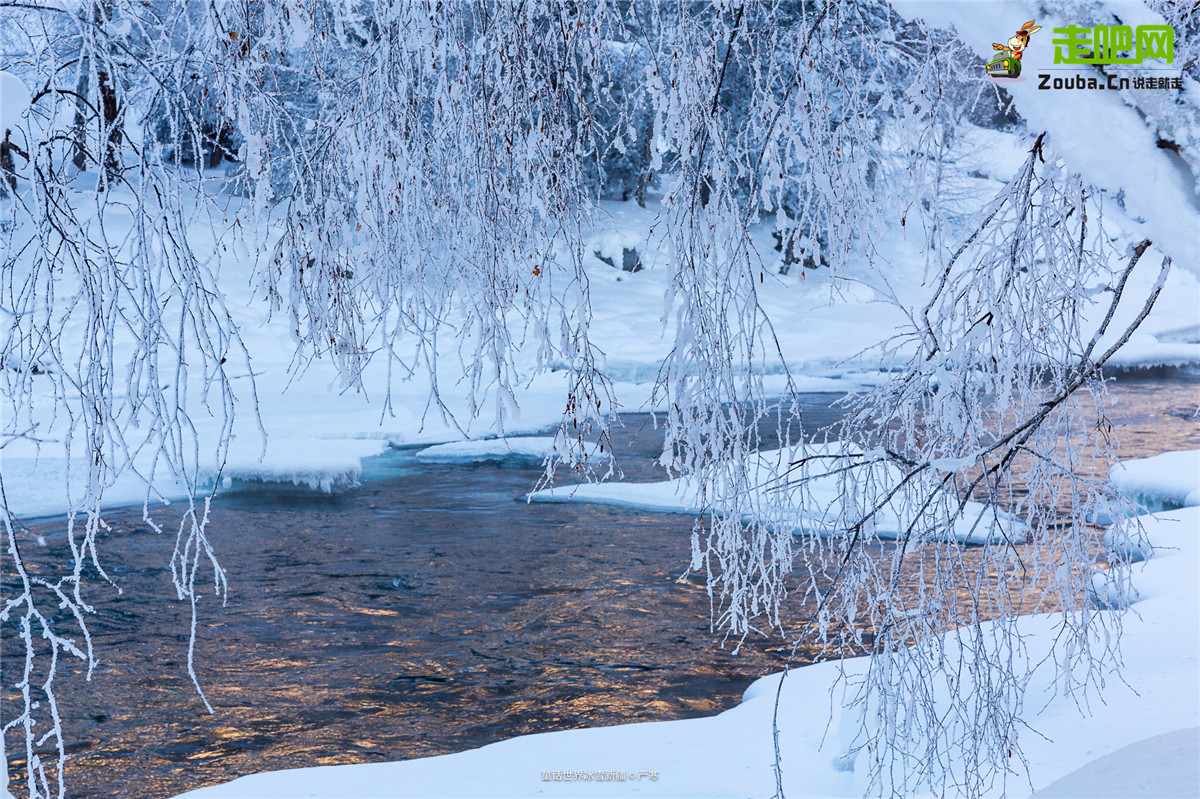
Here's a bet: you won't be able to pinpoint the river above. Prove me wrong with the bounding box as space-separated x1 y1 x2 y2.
2 375 1197 798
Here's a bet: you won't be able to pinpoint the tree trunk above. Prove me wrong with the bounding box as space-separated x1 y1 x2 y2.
72 60 89 170
95 1 121 184
97 65 120 181
634 111 653 208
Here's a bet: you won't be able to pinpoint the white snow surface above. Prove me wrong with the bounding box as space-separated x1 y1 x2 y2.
413 437 561 464
1109 449 1200 509
5 124 1198 521
216 437 389 492
1030 727 1199 798
528 445 1023 545
2 437 390 520
0 71 30 132
172 503 1200 798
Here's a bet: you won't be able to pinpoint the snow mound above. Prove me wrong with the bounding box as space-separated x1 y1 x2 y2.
1 455 179 521
0 71 31 132
589 227 648 271
218 438 389 492
530 477 698 515
1103 518 1155 564
1109 450 1200 509
1087 568 1140 610
1030 727 1200 798
413 437 558 464
1105 452 1200 565
529 445 1023 545
1 438 389 521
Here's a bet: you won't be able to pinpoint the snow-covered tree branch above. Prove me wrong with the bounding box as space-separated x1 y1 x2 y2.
1 2 1194 797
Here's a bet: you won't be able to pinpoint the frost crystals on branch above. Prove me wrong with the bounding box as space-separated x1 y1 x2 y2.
768 136 1168 797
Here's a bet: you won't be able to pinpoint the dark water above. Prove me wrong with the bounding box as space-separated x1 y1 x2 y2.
3 379 1197 798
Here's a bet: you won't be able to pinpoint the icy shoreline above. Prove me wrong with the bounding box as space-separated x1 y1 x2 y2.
528 443 1025 545
1109 449 1200 510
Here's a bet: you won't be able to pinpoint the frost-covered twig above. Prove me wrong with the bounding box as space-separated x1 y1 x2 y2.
766 140 1160 797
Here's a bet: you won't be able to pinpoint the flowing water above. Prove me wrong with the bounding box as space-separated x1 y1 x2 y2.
3 376 1197 798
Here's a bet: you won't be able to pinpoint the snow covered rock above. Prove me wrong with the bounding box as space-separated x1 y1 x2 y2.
591 229 645 272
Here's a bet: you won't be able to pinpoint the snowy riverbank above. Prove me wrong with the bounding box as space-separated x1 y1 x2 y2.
528 443 1025 545
5 43 1199 524
6 174 1197 523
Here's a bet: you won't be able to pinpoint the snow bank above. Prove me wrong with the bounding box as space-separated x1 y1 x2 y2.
529 445 1022 545
218 437 388 492
530 477 700 515
1105 334 1200 370
1 437 389 521
0 71 30 132
1030 727 1199 798
1 451 179 521
1109 449 1200 509
413 436 559 464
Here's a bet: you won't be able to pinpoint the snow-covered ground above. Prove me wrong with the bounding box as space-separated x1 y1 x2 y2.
1109 449 1200 510
529 444 1023 545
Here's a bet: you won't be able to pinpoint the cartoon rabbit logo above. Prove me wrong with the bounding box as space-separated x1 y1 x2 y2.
995 20 1041 60
986 20 1041 79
